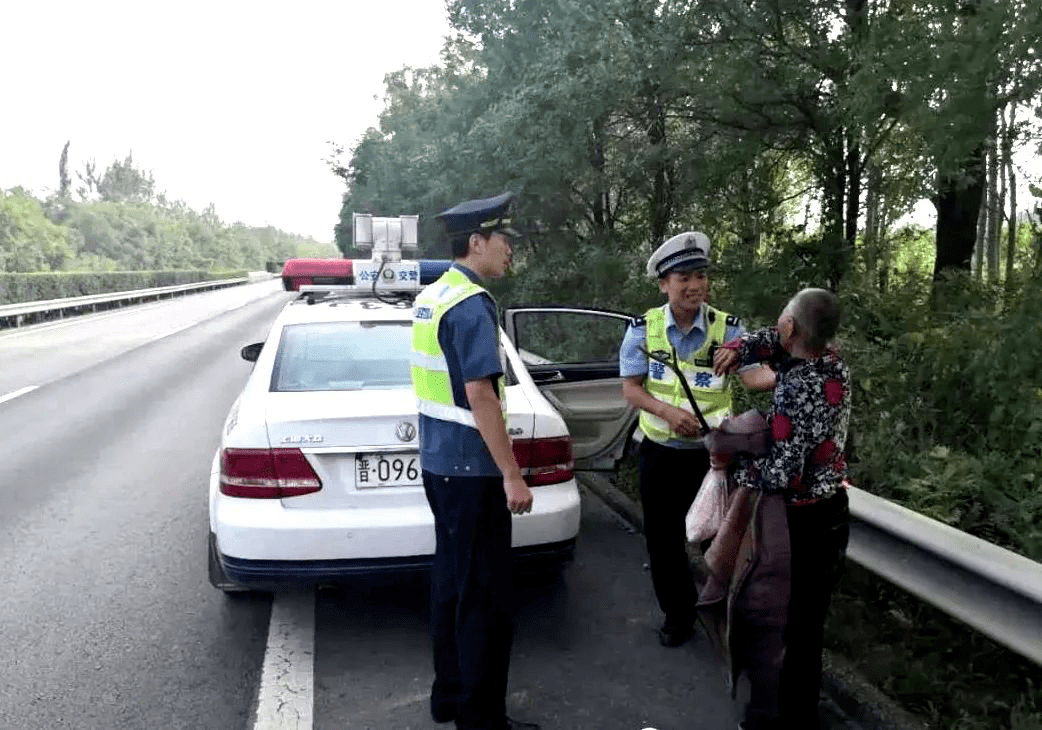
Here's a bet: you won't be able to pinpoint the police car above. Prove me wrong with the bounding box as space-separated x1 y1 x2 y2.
208 215 637 592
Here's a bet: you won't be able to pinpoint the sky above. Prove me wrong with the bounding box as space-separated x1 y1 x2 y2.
3 2 1039 243
0 0 454 243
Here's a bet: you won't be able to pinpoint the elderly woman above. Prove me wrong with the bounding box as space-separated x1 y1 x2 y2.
712 288 851 730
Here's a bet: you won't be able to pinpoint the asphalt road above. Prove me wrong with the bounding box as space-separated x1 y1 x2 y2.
0 284 850 730
0 282 287 729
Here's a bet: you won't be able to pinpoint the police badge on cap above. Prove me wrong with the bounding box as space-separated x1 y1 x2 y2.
646 231 711 279
435 191 520 238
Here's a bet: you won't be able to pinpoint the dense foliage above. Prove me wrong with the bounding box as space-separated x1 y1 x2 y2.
0 153 337 277
330 8 1042 723
330 0 1042 563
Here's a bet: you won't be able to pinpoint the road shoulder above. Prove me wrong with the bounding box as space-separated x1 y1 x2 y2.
576 470 927 730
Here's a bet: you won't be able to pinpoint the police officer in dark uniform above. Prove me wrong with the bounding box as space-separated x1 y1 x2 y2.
410 192 539 730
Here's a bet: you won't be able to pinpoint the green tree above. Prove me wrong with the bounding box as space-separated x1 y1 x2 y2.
96 153 155 204
0 189 73 272
58 141 71 200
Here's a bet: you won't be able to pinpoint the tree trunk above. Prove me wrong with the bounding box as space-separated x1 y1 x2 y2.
647 97 673 245
845 130 861 253
934 143 987 279
988 123 1002 283
821 139 847 286
973 176 986 280
1003 104 1017 287
591 118 606 230
735 169 760 269
991 119 1000 281
864 159 884 290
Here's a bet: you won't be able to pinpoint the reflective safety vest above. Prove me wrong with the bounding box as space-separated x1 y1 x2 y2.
410 267 505 428
638 304 733 445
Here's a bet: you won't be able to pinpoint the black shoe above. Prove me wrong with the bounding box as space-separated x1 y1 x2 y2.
504 717 540 730
657 622 693 647
430 701 456 723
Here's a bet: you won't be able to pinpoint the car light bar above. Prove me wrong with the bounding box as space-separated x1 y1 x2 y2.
294 259 452 298
419 260 452 283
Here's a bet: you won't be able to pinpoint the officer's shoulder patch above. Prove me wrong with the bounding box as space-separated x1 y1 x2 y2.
726 314 741 327
707 309 716 324
630 315 647 328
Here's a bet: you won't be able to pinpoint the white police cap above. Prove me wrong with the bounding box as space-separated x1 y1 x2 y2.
646 231 711 279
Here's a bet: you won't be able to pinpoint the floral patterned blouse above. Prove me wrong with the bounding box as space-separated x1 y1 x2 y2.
722 327 851 503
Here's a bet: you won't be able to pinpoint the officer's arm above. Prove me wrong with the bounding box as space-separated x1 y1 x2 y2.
623 376 702 436
623 376 668 417
464 378 533 513
618 321 665 418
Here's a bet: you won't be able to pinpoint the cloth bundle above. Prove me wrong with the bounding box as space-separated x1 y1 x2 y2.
685 409 770 544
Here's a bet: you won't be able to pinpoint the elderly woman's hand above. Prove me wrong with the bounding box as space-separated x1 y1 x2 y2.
713 347 739 376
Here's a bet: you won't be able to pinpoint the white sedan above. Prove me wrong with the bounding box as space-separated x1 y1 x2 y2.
208 279 636 592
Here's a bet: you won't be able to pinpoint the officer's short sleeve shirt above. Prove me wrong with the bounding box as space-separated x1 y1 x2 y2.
418 264 503 477
619 302 747 449
619 303 746 378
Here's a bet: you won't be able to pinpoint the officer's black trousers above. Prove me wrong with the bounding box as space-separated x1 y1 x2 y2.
423 470 514 730
637 437 710 630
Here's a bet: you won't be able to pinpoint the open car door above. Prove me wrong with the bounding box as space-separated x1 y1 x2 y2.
503 306 637 470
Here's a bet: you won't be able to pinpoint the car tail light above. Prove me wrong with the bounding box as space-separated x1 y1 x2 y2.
219 448 323 498
512 436 574 486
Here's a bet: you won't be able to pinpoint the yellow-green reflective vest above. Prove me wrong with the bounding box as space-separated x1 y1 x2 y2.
410 266 505 428
638 304 733 445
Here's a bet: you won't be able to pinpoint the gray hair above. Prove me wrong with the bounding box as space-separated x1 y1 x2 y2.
784 288 840 353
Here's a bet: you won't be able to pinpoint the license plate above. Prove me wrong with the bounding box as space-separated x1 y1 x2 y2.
355 452 422 488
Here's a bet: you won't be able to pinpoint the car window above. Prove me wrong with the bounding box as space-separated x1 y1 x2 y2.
271 321 412 391
511 310 628 365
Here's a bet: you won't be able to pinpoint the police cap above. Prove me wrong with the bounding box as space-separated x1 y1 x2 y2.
646 231 711 279
435 191 520 239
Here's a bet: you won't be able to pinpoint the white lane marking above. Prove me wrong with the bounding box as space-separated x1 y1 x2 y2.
0 385 39 405
253 589 316 730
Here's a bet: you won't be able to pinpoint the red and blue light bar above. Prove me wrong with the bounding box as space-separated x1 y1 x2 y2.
281 259 452 292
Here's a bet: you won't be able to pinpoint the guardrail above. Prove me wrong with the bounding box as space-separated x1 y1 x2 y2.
520 320 1042 663
847 486 1042 665
600 430 1042 667
0 274 265 330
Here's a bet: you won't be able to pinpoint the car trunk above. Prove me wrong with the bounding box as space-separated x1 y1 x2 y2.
265 385 534 509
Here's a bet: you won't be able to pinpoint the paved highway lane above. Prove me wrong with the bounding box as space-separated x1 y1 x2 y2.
0 285 853 730
0 285 289 729
312 488 741 730
0 279 286 397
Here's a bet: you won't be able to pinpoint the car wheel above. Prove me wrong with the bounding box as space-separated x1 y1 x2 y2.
208 532 252 595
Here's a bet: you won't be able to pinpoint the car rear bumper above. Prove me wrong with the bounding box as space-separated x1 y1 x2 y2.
217 538 576 588
211 475 581 566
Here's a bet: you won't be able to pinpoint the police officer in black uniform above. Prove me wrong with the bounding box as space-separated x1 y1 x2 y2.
411 192 539 730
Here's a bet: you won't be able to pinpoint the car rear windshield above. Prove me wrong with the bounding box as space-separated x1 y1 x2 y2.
271 321 412 391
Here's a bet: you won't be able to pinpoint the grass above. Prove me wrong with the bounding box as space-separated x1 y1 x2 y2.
612 452 1042 730
826 565 1042 730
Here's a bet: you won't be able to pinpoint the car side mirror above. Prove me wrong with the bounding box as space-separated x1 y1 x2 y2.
240 342 263 362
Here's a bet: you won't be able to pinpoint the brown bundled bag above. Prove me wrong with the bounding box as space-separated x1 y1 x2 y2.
685 409 769 545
